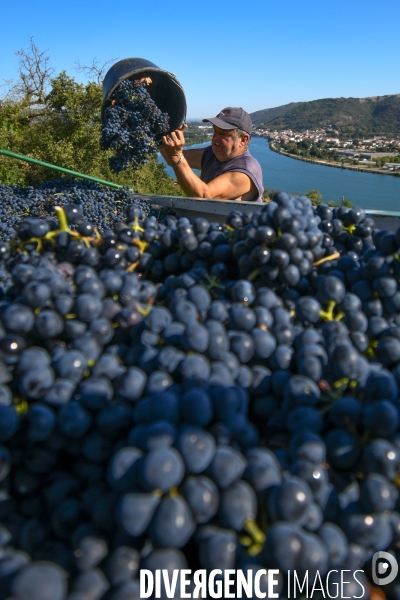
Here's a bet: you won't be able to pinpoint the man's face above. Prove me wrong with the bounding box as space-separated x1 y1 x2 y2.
212 126 246 162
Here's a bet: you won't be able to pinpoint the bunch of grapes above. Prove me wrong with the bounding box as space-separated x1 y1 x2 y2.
101 79 170 173
0 188 398 599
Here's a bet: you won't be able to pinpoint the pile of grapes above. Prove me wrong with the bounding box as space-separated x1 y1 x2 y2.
0 178 153 242
0 187 398 600
100 79 170 173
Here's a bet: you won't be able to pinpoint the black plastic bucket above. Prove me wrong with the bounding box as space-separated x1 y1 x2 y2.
102 58 187 136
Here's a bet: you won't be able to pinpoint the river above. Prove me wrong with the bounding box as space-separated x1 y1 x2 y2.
159 137 400 212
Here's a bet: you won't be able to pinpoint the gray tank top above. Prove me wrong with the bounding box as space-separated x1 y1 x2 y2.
200 145 264 202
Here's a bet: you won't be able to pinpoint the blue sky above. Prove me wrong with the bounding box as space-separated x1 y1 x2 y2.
2 0 399 119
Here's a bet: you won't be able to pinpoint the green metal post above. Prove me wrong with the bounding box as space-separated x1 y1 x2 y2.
0 149 132 191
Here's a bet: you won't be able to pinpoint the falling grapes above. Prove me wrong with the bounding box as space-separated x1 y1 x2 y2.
100 78 170 173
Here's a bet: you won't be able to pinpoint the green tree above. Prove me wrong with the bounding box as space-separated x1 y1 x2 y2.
305 189 323 206
299 139 311 150
310 145 321 158
0 40 181 196
341 198 353 207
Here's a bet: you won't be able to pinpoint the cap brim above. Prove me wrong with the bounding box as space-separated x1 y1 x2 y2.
202 117 237 130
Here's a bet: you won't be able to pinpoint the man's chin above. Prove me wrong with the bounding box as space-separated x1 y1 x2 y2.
212 146 228 162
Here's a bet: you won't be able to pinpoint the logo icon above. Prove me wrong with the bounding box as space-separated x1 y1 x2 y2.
372 551 398 586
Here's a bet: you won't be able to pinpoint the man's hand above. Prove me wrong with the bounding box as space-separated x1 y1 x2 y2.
160 127 186 166
135 76 153 86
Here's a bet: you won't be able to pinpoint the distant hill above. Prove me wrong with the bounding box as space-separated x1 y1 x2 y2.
250 94 400 137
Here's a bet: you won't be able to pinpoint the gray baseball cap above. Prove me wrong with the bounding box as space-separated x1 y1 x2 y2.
203 107 252 135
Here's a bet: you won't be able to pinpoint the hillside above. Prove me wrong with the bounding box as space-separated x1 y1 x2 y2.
250 94 400 137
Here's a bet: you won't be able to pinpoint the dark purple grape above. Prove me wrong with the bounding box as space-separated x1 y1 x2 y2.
180 475 219 524
149 494 195 548
118 492 160 537
138 447 184 493
12 562 67 600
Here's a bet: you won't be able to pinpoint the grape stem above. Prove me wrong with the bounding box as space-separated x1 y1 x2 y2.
313 251 340 267
244 519 266 545
319 300 344 322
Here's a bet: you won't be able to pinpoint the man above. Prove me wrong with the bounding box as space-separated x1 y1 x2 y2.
160 107 264 202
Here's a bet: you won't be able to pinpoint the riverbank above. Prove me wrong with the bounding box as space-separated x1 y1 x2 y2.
268 142 400 178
